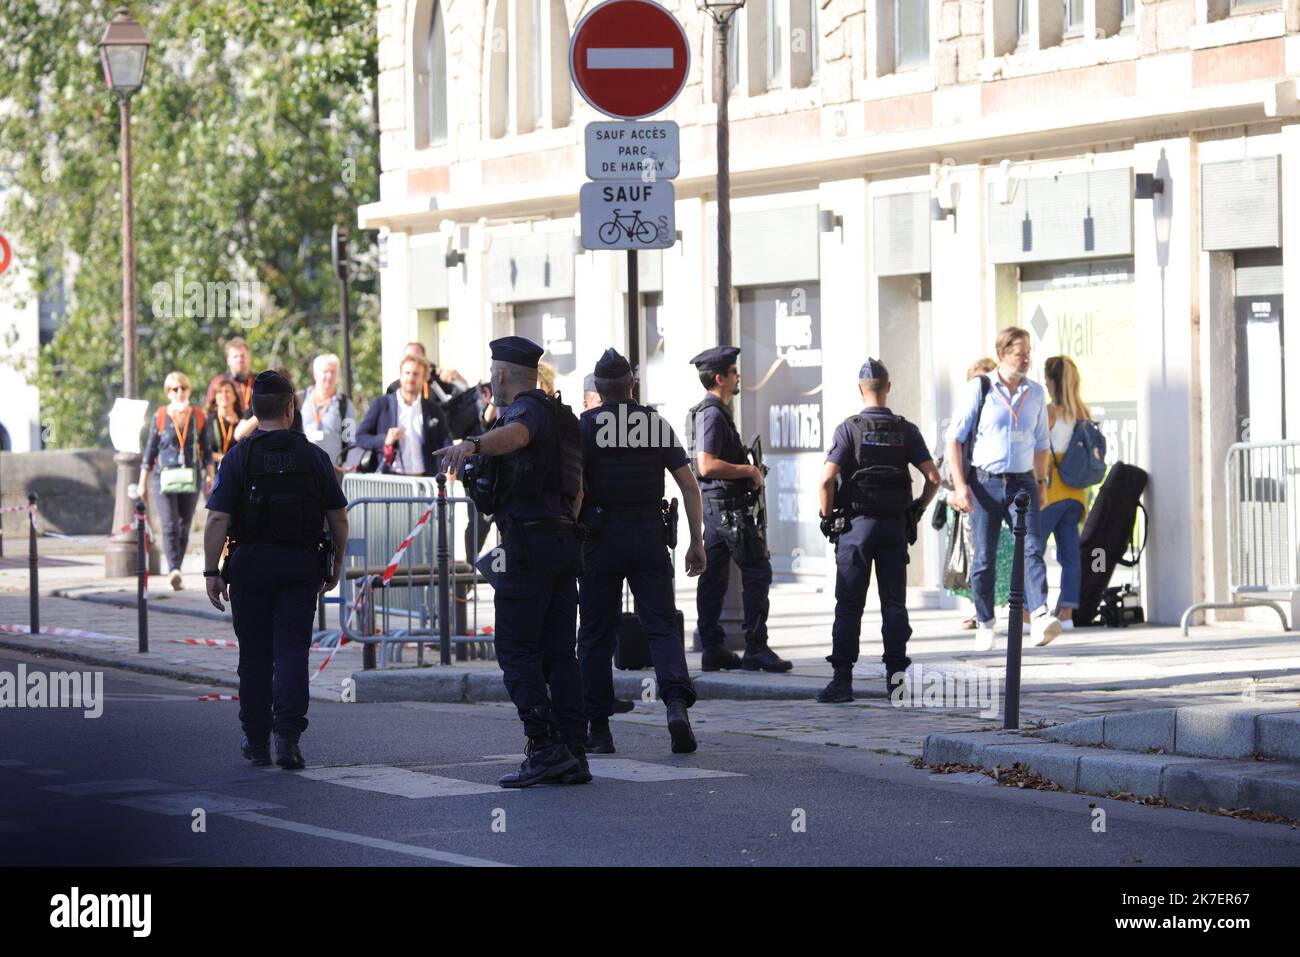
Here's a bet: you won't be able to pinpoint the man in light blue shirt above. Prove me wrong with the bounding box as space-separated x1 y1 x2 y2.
945 327 1062 650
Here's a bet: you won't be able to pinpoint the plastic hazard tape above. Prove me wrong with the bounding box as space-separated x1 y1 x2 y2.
0 624 129 641
196 694 238 701
0 503 37 515
167 637 335 654
381 508 432 583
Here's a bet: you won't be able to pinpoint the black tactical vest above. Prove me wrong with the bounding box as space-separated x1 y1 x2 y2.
685 394 747 496
232 430 327 547
836 413 913 518
493 390 583 511
582 401 668 507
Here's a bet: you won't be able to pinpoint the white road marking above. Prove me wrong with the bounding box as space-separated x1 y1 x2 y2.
112 791 285 815
585 758 743 783
226 811 512 868
298 765 511 799
587 47 673 69
44 779 180 797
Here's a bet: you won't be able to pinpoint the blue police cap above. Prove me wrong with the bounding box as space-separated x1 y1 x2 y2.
858 357 889 381
689 346 740 371
252 370 293 395
489 335 544 369
594 347 631 379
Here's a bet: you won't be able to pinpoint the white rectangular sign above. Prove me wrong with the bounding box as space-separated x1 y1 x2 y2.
585 121 679 181
579 180 675 250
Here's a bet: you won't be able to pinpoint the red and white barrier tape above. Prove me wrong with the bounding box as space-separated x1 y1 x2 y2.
0 503 37 515
381 508 432 583
0 623 128 640
196 694 238 701
168 638 240 648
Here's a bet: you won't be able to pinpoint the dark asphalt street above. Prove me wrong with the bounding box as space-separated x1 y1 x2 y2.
3 649 1300 868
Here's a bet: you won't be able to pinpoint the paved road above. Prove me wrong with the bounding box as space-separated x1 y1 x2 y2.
3 650 1300 867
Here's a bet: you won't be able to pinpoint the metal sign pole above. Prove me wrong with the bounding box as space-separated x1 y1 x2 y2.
627 250 640 402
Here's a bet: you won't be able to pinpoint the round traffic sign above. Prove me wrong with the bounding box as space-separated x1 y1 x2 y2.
0 234 10 277
569 0 690 121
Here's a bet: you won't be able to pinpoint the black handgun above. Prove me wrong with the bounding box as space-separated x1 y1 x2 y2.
662 498 679 550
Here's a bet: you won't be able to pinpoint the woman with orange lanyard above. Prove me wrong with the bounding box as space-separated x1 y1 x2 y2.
204 378 244 494
1036 355 1090 630
139 371 213 591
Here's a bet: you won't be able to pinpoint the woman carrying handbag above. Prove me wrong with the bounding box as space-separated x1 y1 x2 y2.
139 371 212 590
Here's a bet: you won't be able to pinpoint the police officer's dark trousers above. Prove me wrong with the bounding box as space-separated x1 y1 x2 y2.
227 543 320 740
492 523 586 743
578 511 696 721
696 500 772 647
828 515 912 675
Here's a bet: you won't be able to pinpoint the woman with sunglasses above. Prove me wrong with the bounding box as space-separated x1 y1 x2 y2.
139 371 213 590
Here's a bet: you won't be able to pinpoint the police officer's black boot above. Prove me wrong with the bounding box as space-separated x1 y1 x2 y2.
585 718 615 754
240 732 271 766
816 667 854 704
665 699 697 754
561 739 593 785
498 711 578 788
273 733 305 770
700 643 743 671
741 640 793 673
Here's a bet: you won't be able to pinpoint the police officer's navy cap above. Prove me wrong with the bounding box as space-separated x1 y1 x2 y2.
583 373 596 393
689 345 740 371
594 347 630 379
858 357 889 381
252 370 293 395
489 335 544 369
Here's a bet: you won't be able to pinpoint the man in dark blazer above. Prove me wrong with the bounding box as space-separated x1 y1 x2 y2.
356 353 450 475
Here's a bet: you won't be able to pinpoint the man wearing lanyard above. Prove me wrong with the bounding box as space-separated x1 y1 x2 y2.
299 353 357 480
945 326 1062 651
205 336 256 417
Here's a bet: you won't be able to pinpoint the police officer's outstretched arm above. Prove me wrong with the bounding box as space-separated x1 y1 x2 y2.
433 421 530 476
668 463 707 576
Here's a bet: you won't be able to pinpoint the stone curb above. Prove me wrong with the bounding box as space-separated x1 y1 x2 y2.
352 666 892 704
0 636 240 692
52 589 232 624
1043 705 1300 762
921 731 1300 821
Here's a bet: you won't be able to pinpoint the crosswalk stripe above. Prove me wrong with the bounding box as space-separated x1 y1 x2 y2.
297 765 510 799
585 758 744 782
112 791 286 816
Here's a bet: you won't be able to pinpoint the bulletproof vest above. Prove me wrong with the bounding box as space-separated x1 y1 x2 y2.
582 401 668 507
837 413 913 518
685 394 746 493
232 430 327 547
496 390 583 509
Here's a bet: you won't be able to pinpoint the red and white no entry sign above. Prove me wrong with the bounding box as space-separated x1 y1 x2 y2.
569 0 690 121
0 234 11 277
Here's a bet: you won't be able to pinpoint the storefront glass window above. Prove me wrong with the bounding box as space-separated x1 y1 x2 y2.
740 283 825 577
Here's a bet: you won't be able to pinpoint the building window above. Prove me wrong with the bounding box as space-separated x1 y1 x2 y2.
895 0 929 70
1121 0 1135 21
532 0 544 123
1064 0 1085 33
487 0 570 139
809 0 819 80
427 2 447 146
1230 0 1277 9
767 0 788 88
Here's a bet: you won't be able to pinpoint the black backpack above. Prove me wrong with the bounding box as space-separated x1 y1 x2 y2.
443 386 485 440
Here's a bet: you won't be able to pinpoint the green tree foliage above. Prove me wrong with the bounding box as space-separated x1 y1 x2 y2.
0 0 381 448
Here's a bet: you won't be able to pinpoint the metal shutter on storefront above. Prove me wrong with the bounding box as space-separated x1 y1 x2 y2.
873 192 930 276
987 168 1133 264
409 243 449 309
706 206 820 286
1201 157 1281 252
616 250 664 293
1234 247 1283 296
488 231 576 303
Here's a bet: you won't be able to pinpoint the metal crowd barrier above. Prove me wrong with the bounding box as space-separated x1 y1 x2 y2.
339 474 493 668
1181 439 1299 634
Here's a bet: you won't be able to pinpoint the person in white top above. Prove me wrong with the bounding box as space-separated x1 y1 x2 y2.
300 353 357 478
1036 355 1092 629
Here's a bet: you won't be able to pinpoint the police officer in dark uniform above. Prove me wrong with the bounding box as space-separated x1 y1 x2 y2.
434 336 589 788
686 346 791 673
577 348 708 755
815 358 940 703
203 371 349 768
